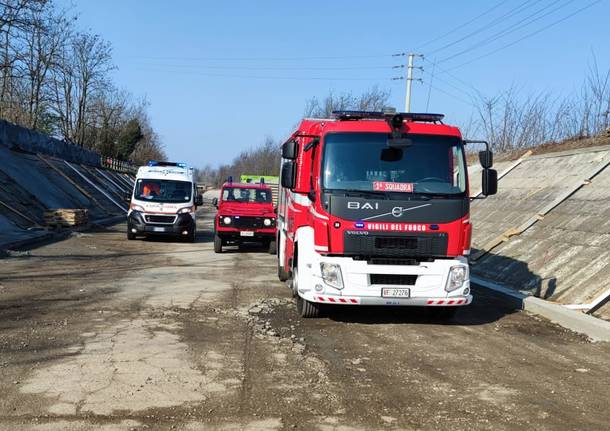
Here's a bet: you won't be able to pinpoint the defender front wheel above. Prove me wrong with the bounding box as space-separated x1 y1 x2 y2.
296 295 321 318
214 234 223 253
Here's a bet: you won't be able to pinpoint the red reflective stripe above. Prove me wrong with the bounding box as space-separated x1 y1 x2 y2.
318 297 325 302
350 299 358 304
427 300 434 305
448 300 455 305
328 297 336 303
437 300 445 305
339 298 347 303
457 299 464 304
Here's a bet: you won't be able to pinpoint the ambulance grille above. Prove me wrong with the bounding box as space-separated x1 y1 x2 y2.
145 215 176 224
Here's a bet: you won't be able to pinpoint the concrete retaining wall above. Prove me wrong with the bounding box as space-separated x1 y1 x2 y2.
0 125 132 249
469 145 610 320
0 120 99 166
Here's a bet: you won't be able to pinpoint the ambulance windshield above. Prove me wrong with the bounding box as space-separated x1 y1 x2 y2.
135 179 192 203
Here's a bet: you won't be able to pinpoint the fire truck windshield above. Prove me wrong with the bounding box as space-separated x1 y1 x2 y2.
322 133 467 196
135 179 193 203
222 187 272 203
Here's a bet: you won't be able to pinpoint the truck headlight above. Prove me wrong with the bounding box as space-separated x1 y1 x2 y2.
446 265 468 292
177 207 192 214
222 216 232 225
263 218 272 226
320 263 344 290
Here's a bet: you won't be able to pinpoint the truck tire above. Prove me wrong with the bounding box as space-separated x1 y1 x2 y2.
268 240 277 255
186 230 196 243
127 227 135 240
293 263 321 318
297 295 321 318
214 234 223 253
277 259 290 282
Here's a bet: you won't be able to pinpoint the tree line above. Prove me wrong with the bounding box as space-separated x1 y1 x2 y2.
0 0 165 163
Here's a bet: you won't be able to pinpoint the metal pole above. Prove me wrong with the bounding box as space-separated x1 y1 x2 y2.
405 54 414 113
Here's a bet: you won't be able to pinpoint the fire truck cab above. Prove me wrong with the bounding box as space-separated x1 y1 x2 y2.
277 110 498 318
213 178 277 254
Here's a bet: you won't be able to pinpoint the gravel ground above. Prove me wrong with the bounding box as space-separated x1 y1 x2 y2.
0 206 608 430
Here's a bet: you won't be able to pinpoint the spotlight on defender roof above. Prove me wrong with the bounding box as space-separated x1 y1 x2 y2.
227 176 233 183
391 114 404 130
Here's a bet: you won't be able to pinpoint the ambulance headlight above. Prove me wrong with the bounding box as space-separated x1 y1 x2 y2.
222 216 232 225
446 266 468 292
130 204 144 212
320 263 343 290
177 207 192 214
263 218 272 227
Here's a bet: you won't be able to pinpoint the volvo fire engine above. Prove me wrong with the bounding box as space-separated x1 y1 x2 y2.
276 110 497 318
213 178 277 253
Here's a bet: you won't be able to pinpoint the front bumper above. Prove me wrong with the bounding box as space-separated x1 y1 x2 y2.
216 226 275 241
298 254 472 307
128 211 195 236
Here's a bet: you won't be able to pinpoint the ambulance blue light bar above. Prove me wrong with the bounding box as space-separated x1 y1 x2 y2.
331 110 444 123
147 160 187 168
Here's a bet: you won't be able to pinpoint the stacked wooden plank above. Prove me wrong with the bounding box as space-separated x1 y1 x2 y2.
43 209 88 228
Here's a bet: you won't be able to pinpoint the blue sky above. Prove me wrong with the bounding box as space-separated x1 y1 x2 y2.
61 0 609 168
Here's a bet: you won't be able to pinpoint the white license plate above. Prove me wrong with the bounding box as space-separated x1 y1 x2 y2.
240 231 254 237
152 227 166 232
382 288 410 298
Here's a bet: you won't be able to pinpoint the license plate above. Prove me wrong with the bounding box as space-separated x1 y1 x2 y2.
152 227 166 232
240 231 254 237
382 288 410 298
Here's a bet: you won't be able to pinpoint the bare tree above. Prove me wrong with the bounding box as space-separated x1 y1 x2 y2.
304 85 391 118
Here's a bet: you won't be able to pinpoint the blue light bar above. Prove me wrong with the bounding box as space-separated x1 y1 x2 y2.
147 161 187 168
331 110 444 123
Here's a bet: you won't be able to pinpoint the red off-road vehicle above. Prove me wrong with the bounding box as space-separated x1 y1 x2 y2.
213 179 276 254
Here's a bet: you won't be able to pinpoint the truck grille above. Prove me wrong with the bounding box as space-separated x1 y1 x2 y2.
370 274 418 286
344 232 448 258
145 215 176 224
233 216 265 229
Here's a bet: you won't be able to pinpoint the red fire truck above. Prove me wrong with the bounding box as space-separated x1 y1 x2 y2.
213 178 277 253
276 110 497 318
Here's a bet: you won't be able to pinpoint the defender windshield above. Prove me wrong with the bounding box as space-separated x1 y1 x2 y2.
135 179 192 203
322 133 466 196
222 187 272 203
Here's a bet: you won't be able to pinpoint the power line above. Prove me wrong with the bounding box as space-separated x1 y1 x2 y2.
129 66 393 82
426 0 544 56
445 0 602 71
415 1 510 50
128 62 398 71
124 53 395 62
438 0 575 64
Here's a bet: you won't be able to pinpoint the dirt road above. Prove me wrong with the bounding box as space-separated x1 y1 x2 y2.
1 208 609 430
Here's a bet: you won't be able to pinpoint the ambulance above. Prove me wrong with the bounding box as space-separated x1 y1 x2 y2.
127 161 203 242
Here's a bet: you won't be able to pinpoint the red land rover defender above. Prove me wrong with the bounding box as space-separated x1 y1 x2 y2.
213 179 277 254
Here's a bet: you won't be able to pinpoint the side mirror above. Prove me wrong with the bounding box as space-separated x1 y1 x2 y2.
482 169 498 196
282 140 298 160
281 161 296 189
212 197 218 208
479 150 493 169
195 194 203 206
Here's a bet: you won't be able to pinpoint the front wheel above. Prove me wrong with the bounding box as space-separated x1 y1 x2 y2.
268 240 276 255
293 263 321 318
127 226 136 240
214 234 223 253
296 295 321 318
186 230 196 243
